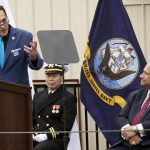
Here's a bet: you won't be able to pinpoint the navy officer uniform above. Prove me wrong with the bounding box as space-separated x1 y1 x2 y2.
32 64 77 150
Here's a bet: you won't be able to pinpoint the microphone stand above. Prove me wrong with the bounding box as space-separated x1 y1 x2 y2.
62 64 67 150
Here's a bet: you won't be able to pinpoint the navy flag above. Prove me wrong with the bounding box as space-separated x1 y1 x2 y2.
80 0 146 145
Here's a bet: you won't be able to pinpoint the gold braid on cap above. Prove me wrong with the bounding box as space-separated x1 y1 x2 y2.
45 68 63 73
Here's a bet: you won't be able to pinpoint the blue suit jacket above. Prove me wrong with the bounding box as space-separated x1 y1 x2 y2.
118 88 150 146
0 25 43 86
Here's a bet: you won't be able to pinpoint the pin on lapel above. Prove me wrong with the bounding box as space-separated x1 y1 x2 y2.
12 36 15 40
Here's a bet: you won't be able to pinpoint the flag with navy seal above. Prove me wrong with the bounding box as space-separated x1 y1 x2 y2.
80 0 146 145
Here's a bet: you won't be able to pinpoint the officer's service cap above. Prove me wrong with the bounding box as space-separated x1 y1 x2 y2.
45 64 66 74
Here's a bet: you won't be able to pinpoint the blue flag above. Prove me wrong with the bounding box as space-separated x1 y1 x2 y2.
80 0 146 145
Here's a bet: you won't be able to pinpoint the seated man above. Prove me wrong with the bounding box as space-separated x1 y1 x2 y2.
32 64 77 150
108 63 150 150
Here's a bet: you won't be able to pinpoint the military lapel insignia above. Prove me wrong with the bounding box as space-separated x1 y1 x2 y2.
52 105 60 113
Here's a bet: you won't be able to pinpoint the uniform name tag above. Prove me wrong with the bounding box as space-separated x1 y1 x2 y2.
11 48 21 56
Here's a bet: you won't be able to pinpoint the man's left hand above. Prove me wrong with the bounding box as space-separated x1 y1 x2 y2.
24 41 38 61
32 134 48 142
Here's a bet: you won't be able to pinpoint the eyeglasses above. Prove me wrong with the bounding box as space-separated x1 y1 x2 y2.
0 18 8 26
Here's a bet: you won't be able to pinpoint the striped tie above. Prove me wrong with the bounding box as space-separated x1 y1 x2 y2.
132 95 150 125
0 37 4 68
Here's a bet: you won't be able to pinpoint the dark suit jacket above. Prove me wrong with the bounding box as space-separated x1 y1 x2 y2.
32 85 77 141
0 25 43 86
118 88 150 147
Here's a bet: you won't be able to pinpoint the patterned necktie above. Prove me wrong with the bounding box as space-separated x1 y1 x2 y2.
132 95 150 125
0 37 4 68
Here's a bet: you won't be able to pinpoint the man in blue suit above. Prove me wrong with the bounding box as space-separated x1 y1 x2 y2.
0 5 43 86
108 63 150 150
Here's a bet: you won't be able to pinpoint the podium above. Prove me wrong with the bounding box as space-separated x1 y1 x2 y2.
0 81 32 150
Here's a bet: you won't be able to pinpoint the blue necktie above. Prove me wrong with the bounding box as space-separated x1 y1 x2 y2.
0 37 4 68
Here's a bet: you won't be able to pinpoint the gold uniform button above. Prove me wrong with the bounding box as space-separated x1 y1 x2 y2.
46 115 49 118
38 115 40 118
37 124 39 127
46 124 49 127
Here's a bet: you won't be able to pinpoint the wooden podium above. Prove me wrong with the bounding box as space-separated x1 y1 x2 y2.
0 81 32 150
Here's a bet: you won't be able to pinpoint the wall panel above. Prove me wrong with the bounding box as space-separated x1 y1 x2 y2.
125 5 145 54
145 5 150 62
34 0 52 31
69 0 88 79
